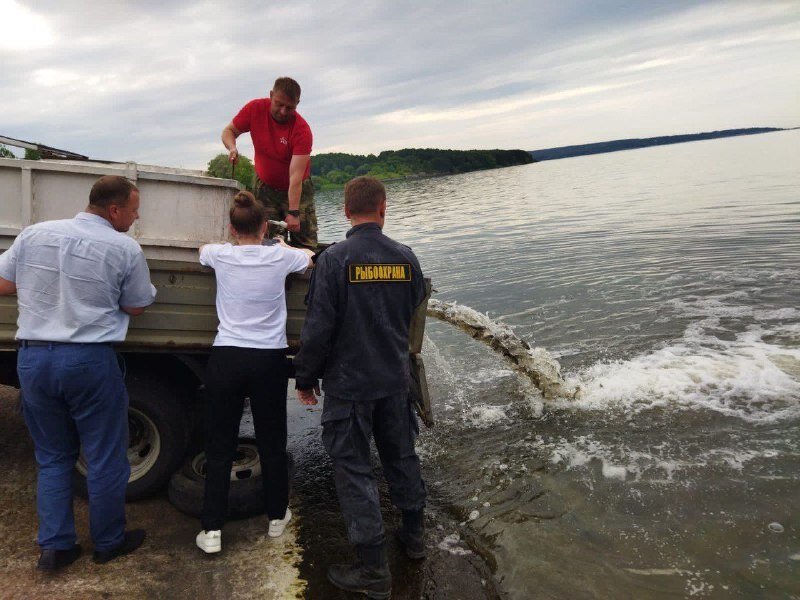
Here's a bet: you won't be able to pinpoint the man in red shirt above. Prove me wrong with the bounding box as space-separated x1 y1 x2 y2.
222 77 317 249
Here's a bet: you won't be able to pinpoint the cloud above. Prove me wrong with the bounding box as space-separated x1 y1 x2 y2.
0 0 56 50
373 83 636 126
0 1 798 168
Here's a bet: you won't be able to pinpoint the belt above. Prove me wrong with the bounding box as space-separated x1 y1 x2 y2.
18 340 111 348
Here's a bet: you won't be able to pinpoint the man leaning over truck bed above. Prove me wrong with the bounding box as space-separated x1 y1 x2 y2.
222 76 318 249
0 175 156 571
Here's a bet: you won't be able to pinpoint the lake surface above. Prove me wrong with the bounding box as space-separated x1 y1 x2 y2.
310 130 800 598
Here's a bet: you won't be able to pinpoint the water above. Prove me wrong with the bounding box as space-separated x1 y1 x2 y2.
311 130 800 598
426 298 575 400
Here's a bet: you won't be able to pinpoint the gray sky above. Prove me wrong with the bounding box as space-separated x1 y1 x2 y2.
1 0 798 169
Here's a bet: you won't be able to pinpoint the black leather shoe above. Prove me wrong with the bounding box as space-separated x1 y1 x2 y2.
327 544 391 599
327 563 392 599
93 529 146 564
37 544 82 571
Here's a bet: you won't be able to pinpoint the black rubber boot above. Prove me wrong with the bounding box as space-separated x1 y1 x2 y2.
327 543 392 599
396 509 425 559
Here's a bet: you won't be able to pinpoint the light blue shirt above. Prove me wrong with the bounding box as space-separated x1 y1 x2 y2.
0 212 157 343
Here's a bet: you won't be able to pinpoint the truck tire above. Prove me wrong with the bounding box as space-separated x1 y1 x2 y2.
74 369 190 501
167 439 294 520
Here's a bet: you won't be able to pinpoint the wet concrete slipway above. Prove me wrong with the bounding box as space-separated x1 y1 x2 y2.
0 384 498 599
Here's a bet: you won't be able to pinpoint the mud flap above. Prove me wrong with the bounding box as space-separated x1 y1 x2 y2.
409 353 434 428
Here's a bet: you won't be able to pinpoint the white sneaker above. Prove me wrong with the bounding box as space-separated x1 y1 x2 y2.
196 529 222 553
268 508 292 538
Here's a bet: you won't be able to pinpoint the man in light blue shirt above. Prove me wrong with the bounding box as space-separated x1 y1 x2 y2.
0 175 156 571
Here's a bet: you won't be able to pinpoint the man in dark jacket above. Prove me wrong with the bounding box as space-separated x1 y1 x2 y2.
294 176 427 598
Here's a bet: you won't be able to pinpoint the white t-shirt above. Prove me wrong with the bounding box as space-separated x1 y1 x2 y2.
199 243 310 349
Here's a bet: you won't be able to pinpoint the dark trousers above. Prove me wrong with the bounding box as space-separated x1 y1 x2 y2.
17 343 130 551
201 346 289 530
322 393 427 547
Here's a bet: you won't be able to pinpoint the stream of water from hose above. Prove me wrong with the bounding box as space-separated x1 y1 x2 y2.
426 299 578 400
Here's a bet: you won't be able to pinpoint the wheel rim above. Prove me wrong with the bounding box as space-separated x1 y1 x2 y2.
191 443 262 481
76 407 161 483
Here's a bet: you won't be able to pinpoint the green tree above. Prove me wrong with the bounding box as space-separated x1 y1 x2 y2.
429 156 452 173
325 169 351 185
24 148 41 160
206 153 255 191
0 145 15 158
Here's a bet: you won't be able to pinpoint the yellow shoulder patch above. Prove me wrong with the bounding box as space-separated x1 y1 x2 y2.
348 263 412 283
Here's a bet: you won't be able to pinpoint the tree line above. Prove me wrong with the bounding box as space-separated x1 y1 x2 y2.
2 144 533 192
206 148 533 190
309 148 533 189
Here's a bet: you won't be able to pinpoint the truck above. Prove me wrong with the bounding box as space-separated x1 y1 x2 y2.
0 155 432 508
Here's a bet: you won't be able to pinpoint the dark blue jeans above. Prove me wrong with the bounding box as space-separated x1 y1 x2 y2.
322 393 426 547
17 343 130 551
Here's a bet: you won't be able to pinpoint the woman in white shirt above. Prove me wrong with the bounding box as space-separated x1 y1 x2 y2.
195 191 313 554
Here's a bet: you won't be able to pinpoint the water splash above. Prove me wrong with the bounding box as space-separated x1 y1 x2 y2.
426 299 577 399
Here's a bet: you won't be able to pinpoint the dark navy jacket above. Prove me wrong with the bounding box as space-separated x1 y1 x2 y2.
293 222 426 401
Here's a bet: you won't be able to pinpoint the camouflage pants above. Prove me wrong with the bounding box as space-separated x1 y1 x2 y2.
255 178 318 249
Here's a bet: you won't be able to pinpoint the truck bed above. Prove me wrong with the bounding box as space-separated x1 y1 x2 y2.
0 157 429 355
0 156 241 352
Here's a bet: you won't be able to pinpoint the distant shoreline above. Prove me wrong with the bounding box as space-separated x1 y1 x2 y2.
529 127 793 162
311 148 533 189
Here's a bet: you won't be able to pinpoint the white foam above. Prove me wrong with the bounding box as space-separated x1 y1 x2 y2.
466 367 515 383
706 267 800 285
549 436 634 481
601 462 629 481
562 319 800 423
545 434 787 482
534 293 796 422
768 522 784 533
687 580 714 597
437 533 472 555
625 568 687 576
699 447 781 471
465 404 510 427
668 296 753 319
668 289 799 324
754 307 799 321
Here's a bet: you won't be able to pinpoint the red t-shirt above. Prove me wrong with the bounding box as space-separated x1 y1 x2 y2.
232 98 312 190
